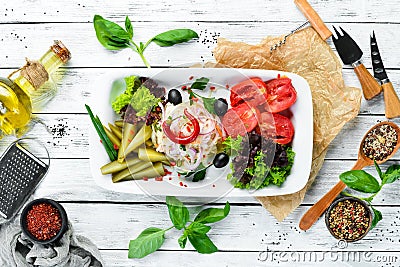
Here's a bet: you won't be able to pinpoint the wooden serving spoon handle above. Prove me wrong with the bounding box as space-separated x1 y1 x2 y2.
294 0 332 41
298 158 368 231
353 63 382 100
382 82 400 119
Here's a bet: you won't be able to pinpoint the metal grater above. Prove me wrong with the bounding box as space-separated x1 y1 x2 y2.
0 140 49 220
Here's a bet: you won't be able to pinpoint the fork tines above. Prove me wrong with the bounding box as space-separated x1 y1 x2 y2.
332 26 350 40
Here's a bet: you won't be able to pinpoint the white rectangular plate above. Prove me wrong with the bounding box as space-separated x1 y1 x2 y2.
89 68 313 198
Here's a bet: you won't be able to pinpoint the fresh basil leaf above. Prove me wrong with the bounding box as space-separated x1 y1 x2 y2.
370 206 382 230
191 77 209 90
202 96 217 115
188 222 211 234
185 163 208 182
139 42 145 52
125 16 133 39
382 164 400 184
93 15 131 50
128 227 165 259
194 202 230 224
339 170 381 193
166 196 189 230
374 160 383 181
192 168 207 182
152 29 199 47
188 232 218 254
178 231 188 249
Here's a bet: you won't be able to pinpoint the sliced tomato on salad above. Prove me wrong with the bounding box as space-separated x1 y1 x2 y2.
230 77 267 107
222 103 260 137
258 113 294 145
263 77 297 113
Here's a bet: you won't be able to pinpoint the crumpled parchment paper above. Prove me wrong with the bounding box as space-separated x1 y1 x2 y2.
213 27 362 221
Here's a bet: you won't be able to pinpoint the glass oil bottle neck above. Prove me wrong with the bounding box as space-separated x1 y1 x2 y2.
13 40 71 96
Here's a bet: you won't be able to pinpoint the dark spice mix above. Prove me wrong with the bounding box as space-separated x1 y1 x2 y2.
26 203 62 241
327 199 370 241
362 124 398 161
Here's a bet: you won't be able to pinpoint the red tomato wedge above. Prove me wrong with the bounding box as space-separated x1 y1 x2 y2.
230 77 267 107
263 77 297 113
258 113 294 145
222 103 260 137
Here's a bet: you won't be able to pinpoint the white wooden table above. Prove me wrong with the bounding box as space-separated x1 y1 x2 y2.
1 0 400 266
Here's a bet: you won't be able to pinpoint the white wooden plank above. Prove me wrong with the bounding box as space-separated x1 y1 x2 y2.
100 250 400 267
32 159 400 206
0 22 399 68
59 203 400 252
1 0 400 24
0 114 89 159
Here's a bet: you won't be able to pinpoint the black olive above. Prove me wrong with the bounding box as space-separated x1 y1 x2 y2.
168 89 182 105
213 152 230 168
214 98 228 116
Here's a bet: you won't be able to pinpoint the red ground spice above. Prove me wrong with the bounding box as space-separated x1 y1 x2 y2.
26 203 62 241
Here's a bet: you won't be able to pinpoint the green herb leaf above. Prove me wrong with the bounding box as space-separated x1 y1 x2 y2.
184 163 209 182
194 202 230 224
125 16 133 39
128 227 165 259
139 42 145 52
93 15 131 50
187 233 218 254
382 164 400 184
152 29 199 47
193 168 207 182
202 97 217 115
339 170 381 193
166 196 189 230
370 206 382 230
188 222 211 234
178 232 188 249
374 160 383 181
191 77 210 90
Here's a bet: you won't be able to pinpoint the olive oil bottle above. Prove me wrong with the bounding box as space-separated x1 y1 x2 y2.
0 40 71 137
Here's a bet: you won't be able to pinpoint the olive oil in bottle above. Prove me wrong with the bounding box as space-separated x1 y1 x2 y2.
0 40 71 137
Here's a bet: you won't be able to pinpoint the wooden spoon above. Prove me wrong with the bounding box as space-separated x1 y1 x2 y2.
299 121 400 231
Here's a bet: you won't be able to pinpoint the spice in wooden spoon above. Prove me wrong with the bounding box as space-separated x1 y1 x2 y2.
299 121 400 231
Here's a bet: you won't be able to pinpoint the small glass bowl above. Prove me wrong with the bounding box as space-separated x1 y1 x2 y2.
325 196 372 242
20 198 68 245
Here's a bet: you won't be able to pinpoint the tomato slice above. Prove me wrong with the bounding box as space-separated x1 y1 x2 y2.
230 77 267 107
259 113 294 145
222 103 260 137
263 77 297 113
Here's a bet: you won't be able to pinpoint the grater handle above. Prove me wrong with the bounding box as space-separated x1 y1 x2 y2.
294 0 332 41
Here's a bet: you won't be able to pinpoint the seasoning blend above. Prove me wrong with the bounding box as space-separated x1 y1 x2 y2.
21 198 68 244
325 197 372 242
0 41 71 138
362 123 398 161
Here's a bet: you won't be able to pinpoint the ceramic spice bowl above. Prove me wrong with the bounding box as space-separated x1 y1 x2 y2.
325 197 372 242
20 198 68 245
